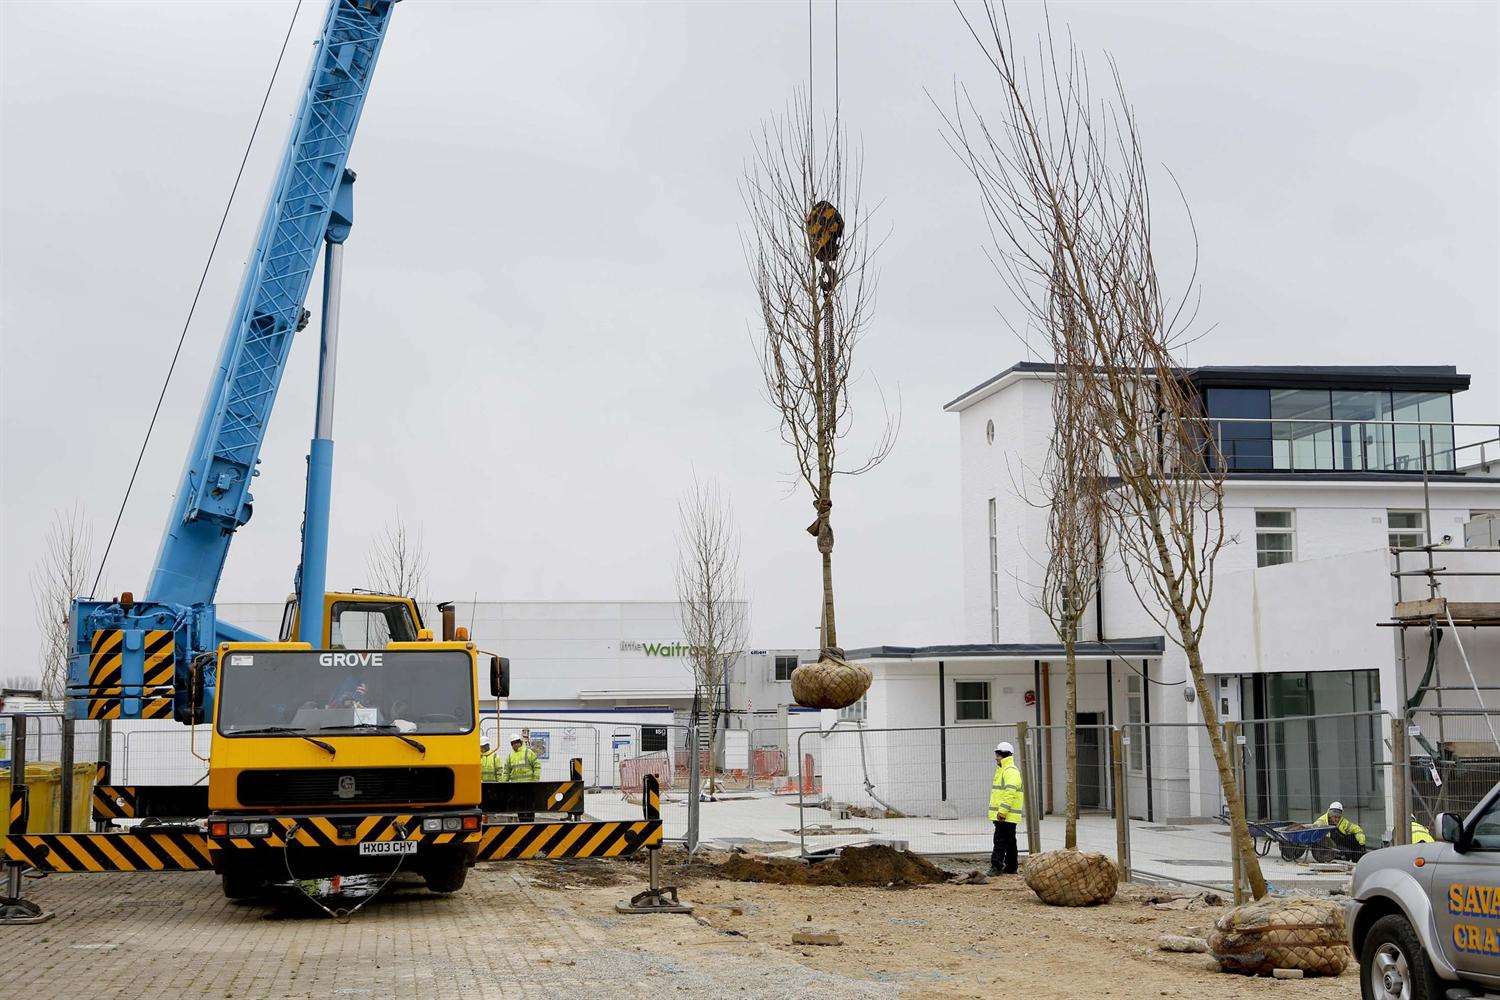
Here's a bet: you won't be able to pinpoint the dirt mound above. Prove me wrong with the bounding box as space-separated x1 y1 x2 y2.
720 845 948 887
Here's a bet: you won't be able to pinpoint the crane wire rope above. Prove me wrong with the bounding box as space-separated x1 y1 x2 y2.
90 0 306 597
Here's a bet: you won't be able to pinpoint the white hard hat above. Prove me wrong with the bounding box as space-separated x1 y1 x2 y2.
1329 801 1344 812
996 741 1014 754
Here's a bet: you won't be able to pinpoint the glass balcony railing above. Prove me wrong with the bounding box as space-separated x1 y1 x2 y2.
1204 417 1500 474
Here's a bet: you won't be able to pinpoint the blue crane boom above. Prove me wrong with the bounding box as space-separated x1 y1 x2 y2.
67 0 397 720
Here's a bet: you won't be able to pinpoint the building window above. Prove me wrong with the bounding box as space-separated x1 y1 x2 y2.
1126 674 1144 772
838 696 867 722
954 681 992 722
773 655 798 682
988 498 999 642
1388 510 1426 550
1255 510 1295 567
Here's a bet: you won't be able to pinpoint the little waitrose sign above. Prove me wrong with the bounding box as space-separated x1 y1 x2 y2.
618 641 704 658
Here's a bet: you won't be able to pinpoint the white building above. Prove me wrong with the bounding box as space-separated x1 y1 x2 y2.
838 363 1499 830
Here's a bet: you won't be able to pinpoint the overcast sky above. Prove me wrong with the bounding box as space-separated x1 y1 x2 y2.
2 1 1496 674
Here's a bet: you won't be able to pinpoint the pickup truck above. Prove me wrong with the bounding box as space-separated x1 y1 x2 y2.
1347 781 1500 999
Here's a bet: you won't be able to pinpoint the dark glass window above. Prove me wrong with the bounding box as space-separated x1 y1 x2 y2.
954 681 991 721
1205 388 1271 471
774 655 798 682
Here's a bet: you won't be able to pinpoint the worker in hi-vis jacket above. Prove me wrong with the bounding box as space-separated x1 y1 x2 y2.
989 741 1025 876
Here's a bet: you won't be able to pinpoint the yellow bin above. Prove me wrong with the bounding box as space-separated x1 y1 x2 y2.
0 762 96 834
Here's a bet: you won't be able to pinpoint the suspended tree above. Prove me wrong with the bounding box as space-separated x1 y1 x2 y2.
674 478 749 796
940 2 1267 895
742 96 896 706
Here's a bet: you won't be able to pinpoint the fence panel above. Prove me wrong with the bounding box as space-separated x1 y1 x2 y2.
1407 709 1500 826
1119 721 1236 888
1240 710 1390 837
796 723 1018 856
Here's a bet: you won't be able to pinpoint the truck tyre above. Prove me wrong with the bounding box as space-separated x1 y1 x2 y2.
221 866 264 902
1360 913 1440 1000
423 858 468 894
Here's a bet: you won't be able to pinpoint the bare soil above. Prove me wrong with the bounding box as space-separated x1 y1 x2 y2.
720 845 949 887
523 850 1353 998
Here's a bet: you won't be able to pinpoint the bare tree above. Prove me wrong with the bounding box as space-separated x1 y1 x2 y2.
674 478 749 796
940 3 1266 895
1038 364 1107 850
31 504 94 701
366 512 428 603
742 95 896 674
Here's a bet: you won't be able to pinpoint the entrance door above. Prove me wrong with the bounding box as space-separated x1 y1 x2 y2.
1077 712 1104 811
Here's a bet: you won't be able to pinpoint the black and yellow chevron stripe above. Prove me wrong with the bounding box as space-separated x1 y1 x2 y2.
8 788 26 834
2 830 213 873
87 629 124 720
208 814 481 852
91 785 137 822
643 775 661 820
142 629 174 689
474 820 661 862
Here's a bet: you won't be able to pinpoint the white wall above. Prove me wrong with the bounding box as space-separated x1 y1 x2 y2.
956 376 1060 645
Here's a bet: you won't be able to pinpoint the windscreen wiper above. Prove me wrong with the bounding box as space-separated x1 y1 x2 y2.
230 726 336 757
319 723 426 755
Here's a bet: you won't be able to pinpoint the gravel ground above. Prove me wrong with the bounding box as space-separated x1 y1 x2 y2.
6 852 1354 998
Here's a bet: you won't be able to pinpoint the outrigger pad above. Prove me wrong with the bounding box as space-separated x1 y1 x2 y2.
614 885 693 915
0 895 53 925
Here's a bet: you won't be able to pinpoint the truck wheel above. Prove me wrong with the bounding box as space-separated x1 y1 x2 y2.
221 866 264 902
423 858 468 894
1361 913 1439 1000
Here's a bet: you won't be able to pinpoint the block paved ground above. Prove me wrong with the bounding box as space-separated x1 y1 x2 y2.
4 864 894 1000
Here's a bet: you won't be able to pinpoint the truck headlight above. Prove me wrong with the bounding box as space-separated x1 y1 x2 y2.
228 821 250 837
422 818 443 832
248 822 271 837
442 817 462 831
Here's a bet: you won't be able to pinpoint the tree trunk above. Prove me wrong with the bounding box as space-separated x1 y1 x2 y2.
1182 635 1267 899
820 542 837 653
1064 634 1078 850
706 714 718 797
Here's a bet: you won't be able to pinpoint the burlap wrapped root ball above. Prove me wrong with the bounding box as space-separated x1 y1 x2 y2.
1208 897 1349 977
790 655 872 710
1021 850 1119 906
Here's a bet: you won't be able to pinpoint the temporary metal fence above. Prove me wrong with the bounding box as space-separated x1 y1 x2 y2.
1403 709 1500 829
785 710 1419 896
795 722 1021 857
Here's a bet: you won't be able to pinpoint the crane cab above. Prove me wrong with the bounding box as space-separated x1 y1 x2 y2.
278 592 426 649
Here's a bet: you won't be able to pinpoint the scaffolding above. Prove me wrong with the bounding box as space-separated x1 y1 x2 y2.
1378 440 1500 843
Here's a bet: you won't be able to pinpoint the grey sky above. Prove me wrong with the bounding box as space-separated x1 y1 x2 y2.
2 1 1496 673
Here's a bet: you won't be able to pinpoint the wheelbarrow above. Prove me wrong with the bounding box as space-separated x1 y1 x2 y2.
1247 820 1337 862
